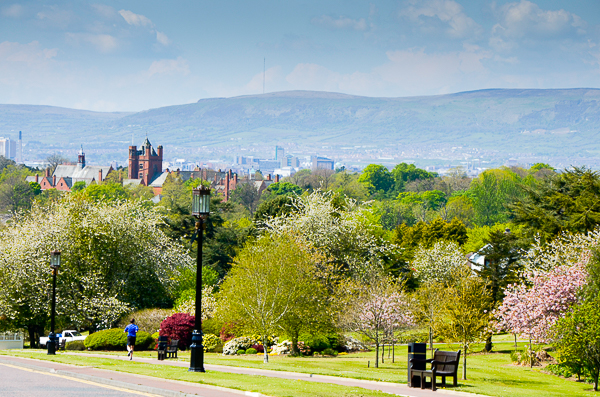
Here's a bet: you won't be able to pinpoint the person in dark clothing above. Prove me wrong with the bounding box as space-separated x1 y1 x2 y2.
124 319 139 360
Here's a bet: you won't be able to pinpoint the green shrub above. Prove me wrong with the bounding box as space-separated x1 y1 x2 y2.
134 331 154 350
65 340 86 351
237 349 246 355
151 332 160 340
300 333 330 352
246 347 257 355
322 348 338 356
85 329 127 350
84 329 154 351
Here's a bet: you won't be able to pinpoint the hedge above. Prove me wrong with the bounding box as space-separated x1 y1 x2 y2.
84 328 154 351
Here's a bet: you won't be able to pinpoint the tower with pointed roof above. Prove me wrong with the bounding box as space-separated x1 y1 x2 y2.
128 137 163 186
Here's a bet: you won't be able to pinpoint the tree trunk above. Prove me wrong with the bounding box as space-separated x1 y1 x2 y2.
291 330 299 356
263 335 269 363
484 335 492 352
514 333 517 348
375 342 379 368
462 343 467 380
28 324 40 349
392 339 395 363
381 343 384 364
429 325 433 353
529 336 533 369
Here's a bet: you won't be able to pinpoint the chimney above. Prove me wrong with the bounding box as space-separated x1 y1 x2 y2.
234 173 238 183
191 172 194 179
45 168 50 177
98 169 103 183
35 174 39 183
176 168 180 176
275 174 280 183
52 175 56 186
267 174 271 181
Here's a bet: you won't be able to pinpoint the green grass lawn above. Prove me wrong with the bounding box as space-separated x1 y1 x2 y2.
4 340 598 397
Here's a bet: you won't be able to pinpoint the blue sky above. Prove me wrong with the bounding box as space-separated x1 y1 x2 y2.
1 0 599 111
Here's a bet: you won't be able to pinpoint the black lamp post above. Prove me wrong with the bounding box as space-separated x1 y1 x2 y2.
189 185 210 372
47 250 61 355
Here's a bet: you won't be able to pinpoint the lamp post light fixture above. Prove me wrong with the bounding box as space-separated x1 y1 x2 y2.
189 185 210 372
47 250 61 355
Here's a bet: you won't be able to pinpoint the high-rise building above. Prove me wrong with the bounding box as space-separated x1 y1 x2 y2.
0 137 16 160
18 131 22 163
275 146 285 161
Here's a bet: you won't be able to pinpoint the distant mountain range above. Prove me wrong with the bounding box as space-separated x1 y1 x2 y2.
1 88 600 159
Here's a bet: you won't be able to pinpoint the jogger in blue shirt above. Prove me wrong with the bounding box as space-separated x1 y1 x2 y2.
124 319 139 360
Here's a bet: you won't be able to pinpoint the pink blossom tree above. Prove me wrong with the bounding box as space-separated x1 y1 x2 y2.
345 289 413 368
494 261 587 365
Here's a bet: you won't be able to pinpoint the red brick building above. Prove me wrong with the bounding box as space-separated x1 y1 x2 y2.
128 137 163 186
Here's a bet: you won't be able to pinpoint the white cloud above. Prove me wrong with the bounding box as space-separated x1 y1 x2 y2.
1 4 24 18
399 0 482 39
119 9 153 27
0 41 60 89
90 4 117 19
65 33 118 53
311 15 368 31
156 31 170 46
493 0 586 40
146 57 189 77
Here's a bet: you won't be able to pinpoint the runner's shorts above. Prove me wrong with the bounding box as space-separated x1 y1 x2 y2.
127 336 136 346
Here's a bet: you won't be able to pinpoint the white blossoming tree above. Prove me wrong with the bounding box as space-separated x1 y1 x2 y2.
0 196 194 346
411 240 465 285
261 190 400 280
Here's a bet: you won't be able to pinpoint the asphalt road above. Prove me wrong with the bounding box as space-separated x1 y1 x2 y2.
0 363 158 397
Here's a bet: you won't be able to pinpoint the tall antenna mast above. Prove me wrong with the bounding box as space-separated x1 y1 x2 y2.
263 57 265 94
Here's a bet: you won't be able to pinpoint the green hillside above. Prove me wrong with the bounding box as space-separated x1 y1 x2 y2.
2 89 600 157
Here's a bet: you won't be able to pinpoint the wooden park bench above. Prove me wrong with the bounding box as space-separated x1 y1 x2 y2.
408 349 461 391
166 339 179 359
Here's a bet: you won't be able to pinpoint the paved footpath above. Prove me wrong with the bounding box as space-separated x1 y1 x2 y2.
74 353 487 397
0 353 490 397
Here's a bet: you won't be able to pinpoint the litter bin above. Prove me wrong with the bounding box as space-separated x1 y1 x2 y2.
157 336 168 360
408 342 427 386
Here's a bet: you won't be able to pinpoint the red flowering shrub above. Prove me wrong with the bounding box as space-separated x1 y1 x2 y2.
251 343 264 353
160 313 195 349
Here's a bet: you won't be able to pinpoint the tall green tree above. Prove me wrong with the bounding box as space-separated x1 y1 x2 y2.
510 167 600 243
391 163 435 193
477 229 523 351
218 234 322 362
470 169 522 226
358 164 394 195
553 298 600 391
436 265 492 380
